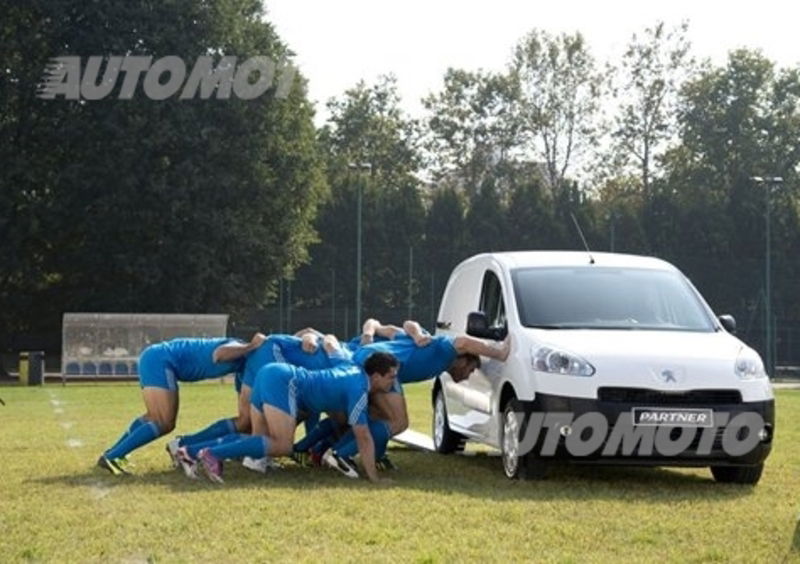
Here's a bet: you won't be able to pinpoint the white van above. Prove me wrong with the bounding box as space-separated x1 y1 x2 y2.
432 251 775 484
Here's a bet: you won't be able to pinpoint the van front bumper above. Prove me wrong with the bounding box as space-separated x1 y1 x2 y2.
515 391 774 467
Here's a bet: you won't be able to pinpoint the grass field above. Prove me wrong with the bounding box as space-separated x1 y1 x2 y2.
0 382 798 563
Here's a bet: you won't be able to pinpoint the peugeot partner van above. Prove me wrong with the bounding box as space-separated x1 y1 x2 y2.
432 251 774 484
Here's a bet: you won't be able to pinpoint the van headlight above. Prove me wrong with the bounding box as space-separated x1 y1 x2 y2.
734 349 767 380
531 345 595 377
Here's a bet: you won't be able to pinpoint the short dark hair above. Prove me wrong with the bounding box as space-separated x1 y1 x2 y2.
364 351 399 375
455 352 481 368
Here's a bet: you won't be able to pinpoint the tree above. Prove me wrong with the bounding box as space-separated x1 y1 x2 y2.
661 49 800 334
422 186 469 313
0 0 326 344
511 29 601 191
422 68 520 195
610 21 693 196
504 173 558 250
294 76 425 326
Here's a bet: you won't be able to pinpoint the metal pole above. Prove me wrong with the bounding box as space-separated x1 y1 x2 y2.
287 279 292 333
609 212 616 252
430 272 435 330
765 183 772 377
331 268 336 334
278 278 284 333
356 175 362 327
408 245 414 319
751 175 783 377
349 162 371 329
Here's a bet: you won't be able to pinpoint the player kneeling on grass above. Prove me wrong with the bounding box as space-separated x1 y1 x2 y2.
178 351 398 484
169 332 350 475
97 334 266 475
302 320 510 475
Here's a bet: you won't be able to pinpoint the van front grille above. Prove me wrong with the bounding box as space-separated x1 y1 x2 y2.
597 387 742 405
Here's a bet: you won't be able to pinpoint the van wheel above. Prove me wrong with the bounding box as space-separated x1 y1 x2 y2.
710 464 763 485
433 388 465 454
501 400 547 480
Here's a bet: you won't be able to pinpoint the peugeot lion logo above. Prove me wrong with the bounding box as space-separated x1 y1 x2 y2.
660 369 677 384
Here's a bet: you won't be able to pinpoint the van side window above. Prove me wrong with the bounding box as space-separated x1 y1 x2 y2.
479 270 506 328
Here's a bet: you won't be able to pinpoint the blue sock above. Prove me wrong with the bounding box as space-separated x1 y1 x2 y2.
304 411 321 437
106 416 146 454
311 437 333 455
179 418 237 447
210 435 270 460
186 433 241 458
333 429 355 458
372 420 391 459
335 420 391 459
294 418 338 452
105 420 161 460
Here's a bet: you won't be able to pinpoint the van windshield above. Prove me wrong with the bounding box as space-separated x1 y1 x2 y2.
511 267 715 331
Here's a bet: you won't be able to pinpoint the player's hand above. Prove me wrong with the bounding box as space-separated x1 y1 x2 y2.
322 334 341 354
301 333 319 353
413 334 432 347
251 332 267 348
360 332 374 345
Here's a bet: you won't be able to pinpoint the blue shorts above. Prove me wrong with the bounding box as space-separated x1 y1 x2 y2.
138 346 178 391
250 363 297 418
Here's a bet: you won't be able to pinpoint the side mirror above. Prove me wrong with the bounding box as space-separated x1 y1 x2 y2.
466 311 507 341
467 311 490 338
718 314 736 334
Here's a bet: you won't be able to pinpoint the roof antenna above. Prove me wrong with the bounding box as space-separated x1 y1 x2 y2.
570 212 595 264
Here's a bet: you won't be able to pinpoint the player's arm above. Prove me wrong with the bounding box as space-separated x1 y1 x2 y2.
453 334 511 362
402 320 432 347
322 334 352 365
212 332 267 363
361 318 403 345
353 423 379 482
300 333 320 354
295 326 324 338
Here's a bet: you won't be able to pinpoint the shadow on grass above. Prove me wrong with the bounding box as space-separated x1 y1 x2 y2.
30 446 757 502
791 514 800 554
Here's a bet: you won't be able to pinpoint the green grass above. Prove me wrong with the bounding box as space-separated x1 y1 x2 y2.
0 382 798 563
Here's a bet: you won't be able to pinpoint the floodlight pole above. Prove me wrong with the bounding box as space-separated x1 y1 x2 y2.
349 162 372 329
750 175 784 377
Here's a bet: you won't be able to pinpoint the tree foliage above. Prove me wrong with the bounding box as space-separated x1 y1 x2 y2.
0 0 325 342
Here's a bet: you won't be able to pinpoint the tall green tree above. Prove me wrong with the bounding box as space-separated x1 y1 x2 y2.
511 29 602 191
295 76 425 327
0 0 326 344
422 68 519 195
662 49 800 324
422 186 468 315
610 21 693 196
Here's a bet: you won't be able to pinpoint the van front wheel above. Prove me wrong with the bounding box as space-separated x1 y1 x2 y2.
501 400 548 480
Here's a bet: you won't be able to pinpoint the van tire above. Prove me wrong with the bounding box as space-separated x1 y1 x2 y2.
710 463 763 485
433 388 465 454
500 398 547 480
501 400 548 480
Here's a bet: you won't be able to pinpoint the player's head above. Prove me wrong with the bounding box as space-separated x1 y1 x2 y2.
448 353 480 383
364 351 398 392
